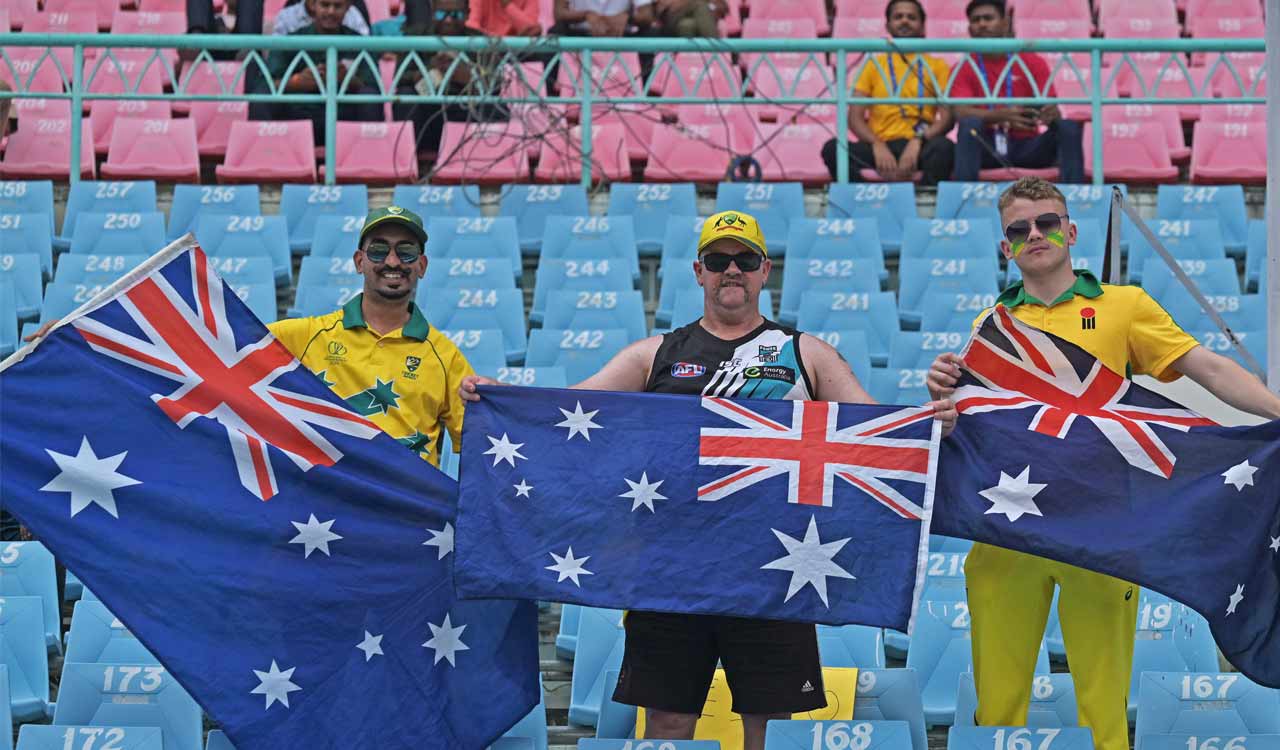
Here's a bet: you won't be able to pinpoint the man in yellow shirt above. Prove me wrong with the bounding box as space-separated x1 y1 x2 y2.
927 177 1280 750
821 0 955 184
269 206 474 468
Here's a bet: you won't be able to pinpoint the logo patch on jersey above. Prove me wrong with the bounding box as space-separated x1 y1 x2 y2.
757 344 779 363
743 365 796 384
1081 306 1097 330
405 355 421 372
325 341 347 363
672 362 706 378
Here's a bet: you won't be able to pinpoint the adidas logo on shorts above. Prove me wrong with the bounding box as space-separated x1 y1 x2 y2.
801 680 815 693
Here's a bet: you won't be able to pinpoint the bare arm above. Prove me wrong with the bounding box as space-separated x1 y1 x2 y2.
1170 345 1280 420
571 336 662 392
847 102 879 145
924 104 953 139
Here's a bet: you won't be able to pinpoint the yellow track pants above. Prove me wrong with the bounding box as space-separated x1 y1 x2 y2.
965 543 1137 750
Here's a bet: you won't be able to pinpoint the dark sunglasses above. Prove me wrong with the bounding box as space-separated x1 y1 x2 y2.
364 240 423 264
434 8 467 20
700 252 763 273
1004 213 1069 244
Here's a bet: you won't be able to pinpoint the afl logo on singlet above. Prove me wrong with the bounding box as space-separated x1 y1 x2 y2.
672 362 706 378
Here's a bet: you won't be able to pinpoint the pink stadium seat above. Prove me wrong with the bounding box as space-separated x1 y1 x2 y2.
1054 66 1119 121
1190 121 1266 184
1188 15 1266 37
1101 18 1181 73
832 14 882 38
84 52 168 101
22 12 96 72
137 0 185 11
537 0 553 31
1117 63 1212 120
0 49 68 94
101 117 200 182
1200 103 1266 123
176 60 245 116
753 122 832 184
644 123 750 183
835 0 882 15
364 0 390 23
432 120 529 184
1010 0 1090 20
1193 24 1266 67
533 124 630 183
558 51 643 101
1211 59 1265 97
30 2 104 30
922 0 968 19
747 65 835 122
1014 17 1092 39
1096 0 1176 23
191 100 248 157
0 9 9 29
216 119 317 183
0 117 96 179
1185 0 1262 20
1103 104 1187 161
0 0 37 29
111 11 185 68
674 104 761 154
978 166 1058 180
1082 121 1178 182
925 17 969 39
325 121 418 183
748 0 829 35
653 53 744 101
12 98 72 123
88 99 171 153
741 18 818 72
593 104 656 162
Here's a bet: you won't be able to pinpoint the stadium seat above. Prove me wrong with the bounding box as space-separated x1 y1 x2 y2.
955 673 1079 727
426 217 523 279
489 366 569 388
230 282 277 323
391 184 483 220
1141 260 1240 312
898 256 1000 328
0 252 42 320
1083 122 1178 182
655 270 699 328
652 52 744 101
935 181 1004 228
1133 672 1280 750
918 549 970 602
566 607 625 727
69 212 166 256
168 184 260 242
425 288 527 364
0 596 49 721
88 101 171 155
194 214 291 284
58 181 159 251
1053 66 1120 121
17 726 162 750
1201 104 1266 125
542 290 646 343
1185 0 1264 18
643 123 745 183
497 184 590 253
556 51 644 105
298 255 360 288
1096 0 1176 22
766 720 911 750
1191 122 1266 185
432 121 530 185
52 662 202 750
740 17 819 73
438 328 508 373
539 215 640 282
53 254 145 287
205 730 234 750
423 257 516 291
1127 219 1227 283
1245 219 1264 291
40 282 99 324
808 330 873 384
1206 55 1265 97
105 12 186 66
64 601 158 664
593 668 639 740
526 328 629 384
306 214 367 259
0 48 67 96
531 259 633 325
201 255 274 288
190 100 248 158
496 675 548 750
715 182 804 256
0 118 96 182
1156 185 1249 257
786 217 887 279
867 368 930 408
796 290 900 366
286 285 360 319
750 123 834 185
100 117 199 183
1161 292 1265 335
1118 65 1211 120
607 183 697 256
325 121 418 184
817 624 886 668
0 0 35 28
855 669 929 750
0 180 54 244
824 183 915 256
0 542 60 653
657 215 707 278
920 291 999 332
948 727 1095 750
748 0 829 32
0 215 52 284
900 218 999 261
556 604 581 659
1102 106 1187 162
1128 591 1220 719
216 120 317 184
1192 328 1268 372
0 664 10 749
532 124 631 184
746 64 836 123
779 257 881 325
175 59 244 115
82 52 167 102
278 183 369 254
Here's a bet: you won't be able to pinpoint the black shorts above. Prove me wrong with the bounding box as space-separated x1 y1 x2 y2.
612 611 826 716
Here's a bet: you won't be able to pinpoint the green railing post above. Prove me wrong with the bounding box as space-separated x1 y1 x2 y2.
1090 48 1104 187
324 46 338 186
579 48 594 191
836 50 849 184
69 44 84 185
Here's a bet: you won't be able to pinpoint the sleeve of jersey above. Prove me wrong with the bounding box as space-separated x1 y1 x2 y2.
266 317 315 361
1127 291 1199 382
442 345 477 452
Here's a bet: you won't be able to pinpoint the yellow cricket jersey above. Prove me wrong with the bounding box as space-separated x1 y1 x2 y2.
267 294 475 467
854 52 952 143
986 270 1199 381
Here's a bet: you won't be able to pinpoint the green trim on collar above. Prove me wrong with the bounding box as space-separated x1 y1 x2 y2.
997 269 1104 308
340 293 429 341
340 294 366 329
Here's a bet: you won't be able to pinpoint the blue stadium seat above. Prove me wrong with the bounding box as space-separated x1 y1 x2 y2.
828 182 918 255
1245 219 1264 292
438 328 508 373
426 217 523 280
948 727 1094 750
42 280 109 324
715 182 805 255
539 216 641 283
816 624 885 668
567 607 625 727
0 213 54 279
542 290 647 343
489 740 534 750
491 366 570 388
934 181 1005 229
0 542 60 654
205 730 235 750
786 217 888 280
1190 328 1267 372
900 219 999 262
296 256 360 289
1057 183 1133 249
391 184 483 220
0 596 50 721
286 285 362 319
526 328 630 385
869 367 930 407
230 282 277 323
954 673 1079 727
0 253 43 319
0 181 55 247
556 604 582 659
1129 220 1228 283
594 668 637 740
883 548 969 655
1044 591 1063 662
0 665 10 750
656 271 699 327
779 257 881 325
1142 258 1241 305
796 291 900 366
58 181 158 251
64 571 83 602
1159 292 1264 334
854 668 929 750
669 288 773 330
766 720 912 750
1134 672 1280 750
1141 737 1280 750
425 288 528 364
203 256 275 288
928 535 973 554
496 675 548 750
898 257 1000 328
308 214 367 259
531 259 634 325
657 216 705 275
1156 184 1248 257
581 741 717 750
498 184 590 252
889 332 968 370
809 330 872 386
919 291 999 332
17 726 162 750
167 184 260 242
1128 591 1220 719
52 662 202 750
69 212 166 256
424 257 517 290
65 601 158 665
55 255 147 286
278 184 368 254
194 214 291 284
607 183 697 256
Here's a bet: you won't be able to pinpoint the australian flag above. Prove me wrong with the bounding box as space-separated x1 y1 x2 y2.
0 237 539 748
455 386 941 630
934 304 1280 687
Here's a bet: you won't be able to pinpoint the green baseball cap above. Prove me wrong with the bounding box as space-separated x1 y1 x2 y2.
359 205 429 246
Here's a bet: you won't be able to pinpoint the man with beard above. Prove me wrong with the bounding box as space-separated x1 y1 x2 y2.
460 210 957 750
269 206 474 468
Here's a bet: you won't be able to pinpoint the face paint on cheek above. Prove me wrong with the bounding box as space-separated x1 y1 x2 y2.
1045 230 1066 248
1010 239 1027 257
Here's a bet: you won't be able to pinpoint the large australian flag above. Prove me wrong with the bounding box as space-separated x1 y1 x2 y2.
934 304 1280 687
0 237 539 748
455 385 941 630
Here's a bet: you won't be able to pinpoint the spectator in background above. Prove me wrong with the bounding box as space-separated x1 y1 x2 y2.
274 0 372 35
468 0 542 35
950 0 1084 182
655 0 723 36
820 0 954 184
553 0 655 36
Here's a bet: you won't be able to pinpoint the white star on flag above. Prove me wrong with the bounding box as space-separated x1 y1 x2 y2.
514 479 534 499
289 514 343 558
620 472 667 512
761 515 855 608
484 433 526 467
979 466 1047 522
546 547 593 586
1222 460 1258 491
556 401 602 441
41 436 141 519
356 631 383 662
1270 536 1280 553
1226 584 1245 616
423 614 469 667
422 522 454 560
250 660 301 710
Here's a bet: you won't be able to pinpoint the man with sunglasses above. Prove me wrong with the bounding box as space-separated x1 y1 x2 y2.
462 210 957 750
926 177 1280 750
269 206 475 468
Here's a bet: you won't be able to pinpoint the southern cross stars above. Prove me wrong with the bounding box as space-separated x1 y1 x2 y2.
41 436 141 519
513 479 534 499
979 466 1047 522
1226 584 1245 616
289 514 343 558
484 433 526 467
761 515 855 608
546 547 593 586
423 614 469 666
1270 536 1280 554
423 522 454 560
1222 460 1258 491
556 401 603 441
620 472 667 512
250 660 301 710
356 631 384 661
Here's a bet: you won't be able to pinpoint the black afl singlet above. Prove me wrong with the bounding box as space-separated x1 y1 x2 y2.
645 319 815 399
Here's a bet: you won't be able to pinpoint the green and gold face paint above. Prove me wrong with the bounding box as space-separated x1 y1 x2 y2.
1003 213 1068 256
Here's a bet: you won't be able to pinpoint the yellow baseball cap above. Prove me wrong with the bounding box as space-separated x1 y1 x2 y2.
697 210 768 258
